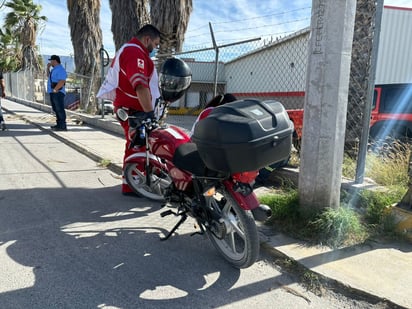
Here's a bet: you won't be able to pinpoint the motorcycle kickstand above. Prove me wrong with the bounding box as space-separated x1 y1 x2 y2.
160 211 188 241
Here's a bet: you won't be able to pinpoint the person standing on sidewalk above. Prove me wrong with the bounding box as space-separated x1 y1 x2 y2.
0 70 7 130
97 24 161 195
47 55 67 131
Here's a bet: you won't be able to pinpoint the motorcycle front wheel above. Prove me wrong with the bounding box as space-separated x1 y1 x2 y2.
124 160 172 201
206 189 260 269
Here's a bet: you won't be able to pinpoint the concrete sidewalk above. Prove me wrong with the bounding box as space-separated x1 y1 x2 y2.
2 98 412 308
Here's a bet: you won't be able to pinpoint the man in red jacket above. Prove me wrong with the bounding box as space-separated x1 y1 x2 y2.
108 24 161 195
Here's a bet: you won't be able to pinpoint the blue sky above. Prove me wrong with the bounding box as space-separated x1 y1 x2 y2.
0 0 411 57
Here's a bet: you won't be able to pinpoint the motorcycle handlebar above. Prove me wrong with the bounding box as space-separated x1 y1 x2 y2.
140 118 158 130
130 118 158 143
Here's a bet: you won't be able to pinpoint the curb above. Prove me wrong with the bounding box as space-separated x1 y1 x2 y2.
9 97 124 136
259 241 407 309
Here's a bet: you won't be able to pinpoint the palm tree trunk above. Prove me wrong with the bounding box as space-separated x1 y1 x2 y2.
109 0 150 51
67 0 103 113
150 0 192 67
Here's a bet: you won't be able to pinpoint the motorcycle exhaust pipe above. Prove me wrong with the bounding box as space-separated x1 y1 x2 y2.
252 204 272 222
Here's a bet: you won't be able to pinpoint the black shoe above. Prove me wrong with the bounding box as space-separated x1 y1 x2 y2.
51 126 67 131
50 125 58 129
0 122 6 131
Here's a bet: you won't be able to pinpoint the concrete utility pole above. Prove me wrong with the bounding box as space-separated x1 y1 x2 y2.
299 0 357 212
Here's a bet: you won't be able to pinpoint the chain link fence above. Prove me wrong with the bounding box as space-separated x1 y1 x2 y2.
345 0 380 157
4 70 93 113
167 30 309 115
2 28 368 179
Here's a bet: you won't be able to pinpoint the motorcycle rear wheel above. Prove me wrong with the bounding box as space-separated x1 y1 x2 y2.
207 189 260 269
124 160 171 201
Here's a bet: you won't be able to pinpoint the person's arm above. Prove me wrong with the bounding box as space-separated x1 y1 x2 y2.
46 63 52 75
52 80 66 93
135 84 154 112
0 78 5 98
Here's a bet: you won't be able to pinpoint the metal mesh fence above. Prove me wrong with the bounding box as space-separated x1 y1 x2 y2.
168 30 309 115
345 0 380 160
4 70 93 112
3 31 310 120
4 70 36 102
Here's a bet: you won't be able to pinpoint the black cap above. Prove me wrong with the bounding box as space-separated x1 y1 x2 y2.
48 55 60 62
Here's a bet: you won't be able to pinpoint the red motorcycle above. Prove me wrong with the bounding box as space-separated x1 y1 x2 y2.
119 58 293 268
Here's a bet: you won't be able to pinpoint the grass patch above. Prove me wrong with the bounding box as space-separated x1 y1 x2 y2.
259 189 300 220
260 185 407 247
307 206 368 248
259 140 410 246
260 188 370 247
259 190 310 239
98 159 112 168
342 154 356 179
365 154 409 186
352 188 405 225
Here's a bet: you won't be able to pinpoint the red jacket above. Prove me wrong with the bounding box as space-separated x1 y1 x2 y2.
113 38 154 111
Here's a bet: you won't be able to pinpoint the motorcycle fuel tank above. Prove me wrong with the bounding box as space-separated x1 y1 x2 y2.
149 124 191 162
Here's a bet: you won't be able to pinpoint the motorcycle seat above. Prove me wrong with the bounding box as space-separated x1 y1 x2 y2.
173 142 216 177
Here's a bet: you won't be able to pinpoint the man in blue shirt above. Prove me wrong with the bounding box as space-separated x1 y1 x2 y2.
0 71 6 130
47 55 67 131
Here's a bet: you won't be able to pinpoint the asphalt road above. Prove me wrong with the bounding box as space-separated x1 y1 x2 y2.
0 115 382 309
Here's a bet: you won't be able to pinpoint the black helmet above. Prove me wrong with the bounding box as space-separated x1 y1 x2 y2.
159 58 192 102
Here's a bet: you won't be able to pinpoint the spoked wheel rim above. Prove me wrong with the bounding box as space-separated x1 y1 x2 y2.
124 162 171 201
207 189 259 268
211 202 247 260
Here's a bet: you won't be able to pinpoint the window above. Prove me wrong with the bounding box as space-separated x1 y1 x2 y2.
379 85 412 114
372 89 377 110
199 91 208 108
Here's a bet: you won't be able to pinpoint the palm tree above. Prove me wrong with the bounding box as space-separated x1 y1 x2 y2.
149 0 192 66
109 0 150 51
4 0 47 73
0 27 22 71
67 0 103 112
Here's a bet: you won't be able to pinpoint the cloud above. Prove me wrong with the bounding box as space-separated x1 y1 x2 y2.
185 0 311 49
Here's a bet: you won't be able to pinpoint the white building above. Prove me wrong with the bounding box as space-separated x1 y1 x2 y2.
375 6 412 84
182 6 411 110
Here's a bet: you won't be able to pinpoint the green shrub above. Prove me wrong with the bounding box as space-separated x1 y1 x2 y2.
307 206 367 248
349 188 404 225
365 141 410 186
341 141 410 186
259 190 300 221
342 154 356 179
365 191 395 224
259 140 411 246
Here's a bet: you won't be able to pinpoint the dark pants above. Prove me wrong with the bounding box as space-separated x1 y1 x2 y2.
50 92 66 129
0 99 4 122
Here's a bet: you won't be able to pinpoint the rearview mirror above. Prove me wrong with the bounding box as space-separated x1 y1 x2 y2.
116 108 128 121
